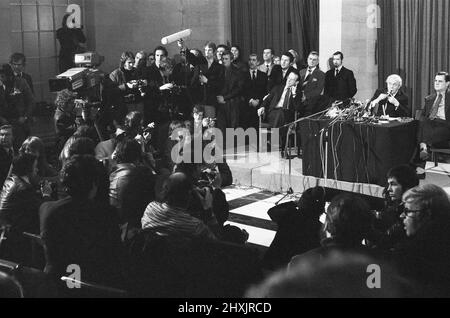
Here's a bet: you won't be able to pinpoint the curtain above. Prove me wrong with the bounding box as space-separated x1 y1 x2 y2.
378 0 450 115
230 0 319 64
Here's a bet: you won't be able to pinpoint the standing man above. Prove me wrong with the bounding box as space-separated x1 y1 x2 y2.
179 40 225 119
9 53 34 96
56 13 86 73
298 51 325 117
417 72 450 161
243 54 268 129
258 48 276 77
324 51 357 107
216 51 244 138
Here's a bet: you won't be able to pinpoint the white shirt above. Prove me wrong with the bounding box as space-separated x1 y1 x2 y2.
276 86 291 108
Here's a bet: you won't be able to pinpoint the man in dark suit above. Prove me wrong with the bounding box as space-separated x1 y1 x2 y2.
9 53 34 96
257 47 276 77
417 72 450 161
242 54 268 129
369 74 409 118
324 51 357 107
268 52 296 91
0 125 14 188
298 51 325 117
216 51 244 138
258 71 302 154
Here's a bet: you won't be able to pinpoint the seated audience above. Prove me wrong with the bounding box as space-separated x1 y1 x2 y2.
369 74 409 117
59 125 95 165
39 155 123 287
368 164 419 249
141 172 216 240
247 250 414 298
0 153 53 263
109 138 155 240
392 184 450 297
289 193 373 269
19 136 57 179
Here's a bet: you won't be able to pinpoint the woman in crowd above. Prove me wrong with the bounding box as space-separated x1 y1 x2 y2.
19 136 57 180
231 45 247 73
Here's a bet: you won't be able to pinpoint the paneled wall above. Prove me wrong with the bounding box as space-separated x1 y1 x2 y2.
92 0 232 73
320 0 378 101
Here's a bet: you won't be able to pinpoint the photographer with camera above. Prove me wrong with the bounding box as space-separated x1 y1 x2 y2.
109 52 145 115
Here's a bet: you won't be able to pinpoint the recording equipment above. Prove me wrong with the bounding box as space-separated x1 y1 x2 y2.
49 67 104 93
74 52 104 67
161 29 192 45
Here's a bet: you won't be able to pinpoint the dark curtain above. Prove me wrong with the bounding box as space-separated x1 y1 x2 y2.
378 0 450 115
230 0 319 65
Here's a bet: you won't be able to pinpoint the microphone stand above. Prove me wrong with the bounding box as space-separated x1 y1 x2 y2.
278 107 332 196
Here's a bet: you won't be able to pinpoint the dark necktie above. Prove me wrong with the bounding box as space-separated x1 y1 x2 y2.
304 68 312 82
252 70 256 80
335 68 339 77
429 93 443 120
282 88 291 110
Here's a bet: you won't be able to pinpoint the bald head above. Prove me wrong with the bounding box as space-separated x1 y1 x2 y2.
164 172 193 207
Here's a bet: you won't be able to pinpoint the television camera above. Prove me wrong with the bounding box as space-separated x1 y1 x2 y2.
50 52 108 140
49 52 105 94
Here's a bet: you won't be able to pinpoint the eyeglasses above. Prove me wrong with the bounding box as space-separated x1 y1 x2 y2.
401 208 423 218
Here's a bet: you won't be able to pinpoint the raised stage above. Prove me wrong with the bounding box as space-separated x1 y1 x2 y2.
225 147 450 198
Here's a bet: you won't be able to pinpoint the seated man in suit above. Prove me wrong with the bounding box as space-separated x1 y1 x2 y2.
369 74 409 118
258 71 301 155
243 54 268 129
299 51 325 117
324 51 357 108
417 72 450 161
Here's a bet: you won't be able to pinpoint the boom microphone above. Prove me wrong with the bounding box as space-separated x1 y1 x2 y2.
161 29 192 45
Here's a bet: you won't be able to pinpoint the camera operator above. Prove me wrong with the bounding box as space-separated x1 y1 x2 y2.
54 89 99 151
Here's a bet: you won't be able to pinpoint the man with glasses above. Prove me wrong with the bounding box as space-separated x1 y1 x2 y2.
392 184 450 296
